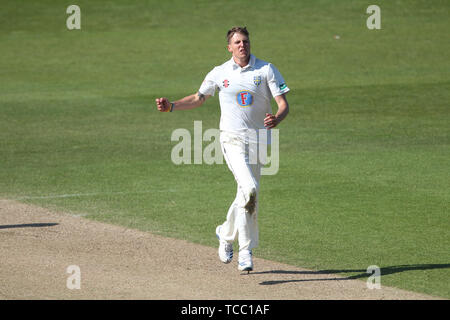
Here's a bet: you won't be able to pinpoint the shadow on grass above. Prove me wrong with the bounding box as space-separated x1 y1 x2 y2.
253 264 450 285
0 223 59 229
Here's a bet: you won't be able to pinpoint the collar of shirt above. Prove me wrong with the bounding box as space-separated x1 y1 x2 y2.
230 54 256 72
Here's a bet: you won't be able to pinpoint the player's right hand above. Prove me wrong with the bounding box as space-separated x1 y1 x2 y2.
156 97 171 112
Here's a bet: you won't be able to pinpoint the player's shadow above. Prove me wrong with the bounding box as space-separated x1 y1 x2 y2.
0 223 59 229
253 264 450 285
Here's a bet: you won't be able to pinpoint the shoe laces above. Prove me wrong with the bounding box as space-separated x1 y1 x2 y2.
224 242 233 253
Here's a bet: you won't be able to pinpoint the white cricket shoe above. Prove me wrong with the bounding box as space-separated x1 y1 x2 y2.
238 249 253 272
244 188 257 214
216 226 233 264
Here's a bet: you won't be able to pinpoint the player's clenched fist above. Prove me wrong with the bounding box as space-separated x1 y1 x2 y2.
156 97 172 112
264 113 279 129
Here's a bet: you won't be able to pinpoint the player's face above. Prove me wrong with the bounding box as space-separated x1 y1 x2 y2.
227 32 250 62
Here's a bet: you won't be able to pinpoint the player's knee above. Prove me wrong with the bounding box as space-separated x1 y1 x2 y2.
244 185 257 197
243 186 257 205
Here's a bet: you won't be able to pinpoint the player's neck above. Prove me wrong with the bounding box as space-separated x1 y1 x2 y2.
233 55 250 68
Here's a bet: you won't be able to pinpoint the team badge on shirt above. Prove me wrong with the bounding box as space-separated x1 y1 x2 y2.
223 79 229 88
253 76 262 86
237 91 253 107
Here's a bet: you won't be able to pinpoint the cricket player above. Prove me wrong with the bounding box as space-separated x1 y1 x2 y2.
156 26 290 272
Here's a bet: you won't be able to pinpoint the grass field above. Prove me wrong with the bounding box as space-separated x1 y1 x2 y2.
1 0 449 298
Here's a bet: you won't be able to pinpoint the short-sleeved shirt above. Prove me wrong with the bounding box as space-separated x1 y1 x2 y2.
199 54 289 143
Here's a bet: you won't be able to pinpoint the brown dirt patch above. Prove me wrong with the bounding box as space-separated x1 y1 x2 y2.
0 200 441 300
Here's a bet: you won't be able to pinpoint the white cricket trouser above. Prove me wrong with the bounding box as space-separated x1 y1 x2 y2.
216 131 262 252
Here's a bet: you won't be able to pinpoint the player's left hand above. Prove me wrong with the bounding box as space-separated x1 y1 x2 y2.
264 113 279 129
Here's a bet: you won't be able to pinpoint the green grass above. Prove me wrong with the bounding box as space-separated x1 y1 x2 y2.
1 0 449 298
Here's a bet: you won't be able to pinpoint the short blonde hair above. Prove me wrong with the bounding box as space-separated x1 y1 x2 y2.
226 26 249 43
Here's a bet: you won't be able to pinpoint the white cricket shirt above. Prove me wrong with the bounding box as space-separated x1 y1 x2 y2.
198 54 289 142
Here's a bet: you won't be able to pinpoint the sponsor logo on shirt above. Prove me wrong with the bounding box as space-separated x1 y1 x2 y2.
279 83 287 90
236 91 253 107
223 79 229 88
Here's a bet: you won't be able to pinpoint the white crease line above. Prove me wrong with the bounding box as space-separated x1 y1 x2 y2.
0 190 175 201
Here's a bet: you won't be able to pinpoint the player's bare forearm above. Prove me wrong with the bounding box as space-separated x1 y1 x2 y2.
264 94 289 129
156 92 210 112
274 95 289 122
172 92 209 110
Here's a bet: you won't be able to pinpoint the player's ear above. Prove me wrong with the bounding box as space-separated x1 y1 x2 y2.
226 44 232 53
